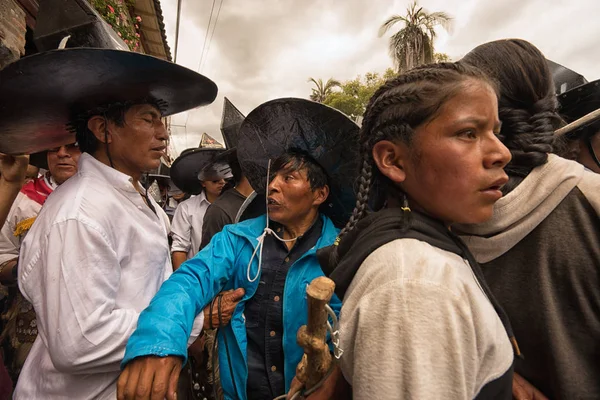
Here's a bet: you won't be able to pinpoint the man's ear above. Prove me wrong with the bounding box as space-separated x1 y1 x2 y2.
87 116 111 144
312 184 330 207
372 140 407 184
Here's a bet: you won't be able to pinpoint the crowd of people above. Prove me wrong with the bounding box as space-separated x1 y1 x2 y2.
0 36 598 400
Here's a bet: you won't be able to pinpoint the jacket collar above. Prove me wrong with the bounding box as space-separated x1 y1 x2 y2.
229 213 339 251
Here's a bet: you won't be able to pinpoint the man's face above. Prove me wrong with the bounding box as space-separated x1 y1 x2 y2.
47 143 81 185
105 104 169 176
267 163 327 227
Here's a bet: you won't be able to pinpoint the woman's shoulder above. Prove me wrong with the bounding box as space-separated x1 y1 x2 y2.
340 238 472 308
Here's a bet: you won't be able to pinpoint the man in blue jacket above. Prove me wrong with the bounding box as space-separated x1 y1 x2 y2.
118 98 360 400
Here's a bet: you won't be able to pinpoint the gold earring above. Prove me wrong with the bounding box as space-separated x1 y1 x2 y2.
401 194 411 212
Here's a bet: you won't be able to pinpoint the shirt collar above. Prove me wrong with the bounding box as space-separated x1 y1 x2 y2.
78 152 139 193
44 172 58 190
198 190 210 204
269 214 323 240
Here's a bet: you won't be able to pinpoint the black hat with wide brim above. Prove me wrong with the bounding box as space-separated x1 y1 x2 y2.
547 59 588 95
558 80 600 121
557 79 600 137
237 98 360 227
0 48 218 155
170 148 227 195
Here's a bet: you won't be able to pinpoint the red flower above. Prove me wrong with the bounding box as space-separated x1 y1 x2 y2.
107 4 115 13
136 16 142 22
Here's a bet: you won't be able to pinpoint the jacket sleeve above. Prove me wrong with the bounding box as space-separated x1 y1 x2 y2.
170 202 191 253
122 226 241 367
21 219 139 374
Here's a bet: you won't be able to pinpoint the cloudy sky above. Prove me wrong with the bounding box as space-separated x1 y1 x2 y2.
159 0 600 156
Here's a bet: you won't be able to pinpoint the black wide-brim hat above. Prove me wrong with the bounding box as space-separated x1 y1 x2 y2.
558 80 600 127
237 98 360 227
170 148 226 195
0 48 218 155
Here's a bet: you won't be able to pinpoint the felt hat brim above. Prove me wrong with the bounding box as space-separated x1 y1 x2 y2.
170 148 226 195
0 48 218 155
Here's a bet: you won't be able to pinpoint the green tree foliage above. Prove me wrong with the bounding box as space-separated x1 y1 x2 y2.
308 78 342 103
434 52 451 63
314 68 397 120
379 1 452 72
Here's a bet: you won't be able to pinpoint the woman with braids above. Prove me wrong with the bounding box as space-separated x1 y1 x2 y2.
454 39 600 399
312 61 518 399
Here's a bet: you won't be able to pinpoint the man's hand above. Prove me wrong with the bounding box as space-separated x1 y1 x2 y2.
512 372 548 400
203 288 245 329
287 364 350 400
0 154 29 185
117 355 182 400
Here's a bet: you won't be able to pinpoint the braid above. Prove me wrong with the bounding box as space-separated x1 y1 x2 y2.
499 96 562 192
338 152 372 238
335 61 490 242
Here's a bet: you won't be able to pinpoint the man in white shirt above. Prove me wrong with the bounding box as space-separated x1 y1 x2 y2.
170 148 231 269
0 47 218 399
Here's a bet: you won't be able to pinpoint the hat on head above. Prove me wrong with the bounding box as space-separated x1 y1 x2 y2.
170 148 231 195
547 59 588 95
221 97 245 150
0 48 218 155
237 98 360 227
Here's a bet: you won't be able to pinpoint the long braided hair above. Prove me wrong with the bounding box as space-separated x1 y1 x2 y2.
460 39 564 193
338 62 496 240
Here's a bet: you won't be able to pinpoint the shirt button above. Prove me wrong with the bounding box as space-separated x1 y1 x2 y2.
271 365 277 372
270 330 276 337
284 257 290 262
274 296 280 302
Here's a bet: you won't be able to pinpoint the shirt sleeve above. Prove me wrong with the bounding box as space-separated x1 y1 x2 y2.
20 218 139 374
340 279 485 399
170 202 191 253
200 205 231 250
122 226 241 367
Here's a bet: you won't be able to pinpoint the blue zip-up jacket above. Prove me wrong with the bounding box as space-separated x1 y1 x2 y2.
123 214 342 400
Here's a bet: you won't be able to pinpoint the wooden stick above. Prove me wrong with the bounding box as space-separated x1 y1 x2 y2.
295 276 336 389
555 107 600 137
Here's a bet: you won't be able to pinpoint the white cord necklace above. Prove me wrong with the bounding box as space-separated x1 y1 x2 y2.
246 159 300 282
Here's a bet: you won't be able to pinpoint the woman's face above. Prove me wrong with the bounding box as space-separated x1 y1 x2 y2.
387 79 512 225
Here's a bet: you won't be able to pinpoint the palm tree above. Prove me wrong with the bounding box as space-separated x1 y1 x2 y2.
307 77 341 103
379 1 452 72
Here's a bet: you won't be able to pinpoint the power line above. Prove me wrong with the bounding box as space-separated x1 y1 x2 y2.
197 0 216 73
200 0 225 73
183 0 216 144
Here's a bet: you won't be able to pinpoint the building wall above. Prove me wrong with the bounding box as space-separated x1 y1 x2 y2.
0 0 26 69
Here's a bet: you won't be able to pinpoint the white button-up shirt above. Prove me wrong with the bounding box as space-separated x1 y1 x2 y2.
15 153 175 399
170 192 210 258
